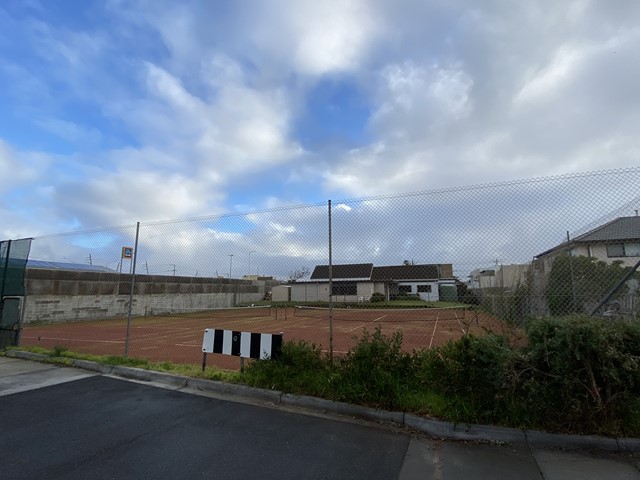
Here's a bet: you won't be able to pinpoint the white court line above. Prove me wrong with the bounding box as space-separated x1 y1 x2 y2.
454 313 467 335
428 313 440 349
346 314 388 332
22 336 124 344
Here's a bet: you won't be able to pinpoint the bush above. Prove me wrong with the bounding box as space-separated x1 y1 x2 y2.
241 317 640 435
546 255 628 315
414 334 518 422
242 341 330 394
520 316 640 433
456 283 480 305
333 328 413 408
370 292 385 302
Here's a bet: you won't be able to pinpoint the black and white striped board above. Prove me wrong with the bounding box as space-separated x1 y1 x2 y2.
202 329 283 360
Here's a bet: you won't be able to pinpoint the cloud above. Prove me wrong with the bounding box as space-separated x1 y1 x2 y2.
258 0 379 76
3 0 640 282
313 2 640 197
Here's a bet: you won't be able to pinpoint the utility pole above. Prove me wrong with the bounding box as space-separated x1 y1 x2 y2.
228 254 234 279
86 254 92 265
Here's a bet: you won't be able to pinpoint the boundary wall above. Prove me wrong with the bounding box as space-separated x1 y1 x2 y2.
23 269 265 324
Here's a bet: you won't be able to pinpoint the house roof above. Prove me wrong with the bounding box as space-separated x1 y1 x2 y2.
573 216 640 242
310 263 373 280
536 216 640 258
371 264 441 281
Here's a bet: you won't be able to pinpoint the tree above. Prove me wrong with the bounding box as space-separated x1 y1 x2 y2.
402 259 415 266
545 255 628 316
287 266 310 284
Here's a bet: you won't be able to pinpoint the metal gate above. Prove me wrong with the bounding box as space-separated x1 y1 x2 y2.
0 238 32 349
0 297 22 349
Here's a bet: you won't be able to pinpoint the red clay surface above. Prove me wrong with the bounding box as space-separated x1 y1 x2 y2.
20 306 504 371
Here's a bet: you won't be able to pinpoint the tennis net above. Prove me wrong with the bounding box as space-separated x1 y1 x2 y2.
292 305 470 322
142 304 274 320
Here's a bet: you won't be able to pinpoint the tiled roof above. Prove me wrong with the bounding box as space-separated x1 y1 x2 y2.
573 216 640 242
371 264 441 281
310 263 373 280
536 216 640 257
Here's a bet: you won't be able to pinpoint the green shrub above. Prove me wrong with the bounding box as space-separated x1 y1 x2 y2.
51 345 69 357
242 341 331 394
333 327 413 408
520 316 640 433
370 292 385 303
414 334 518 423
545 255 628 316
240 317 640 435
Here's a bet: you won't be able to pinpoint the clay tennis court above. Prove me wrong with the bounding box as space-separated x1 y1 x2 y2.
19 305 503 370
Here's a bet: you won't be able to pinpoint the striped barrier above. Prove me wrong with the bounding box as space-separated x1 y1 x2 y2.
201 329 283 371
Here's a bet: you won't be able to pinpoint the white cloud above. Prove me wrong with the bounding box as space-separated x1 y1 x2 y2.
371 62 474 140
0 140 48 194
3 0 640 286
277 0 379 75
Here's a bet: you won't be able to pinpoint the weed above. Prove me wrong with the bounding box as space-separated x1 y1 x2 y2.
51 345 69 357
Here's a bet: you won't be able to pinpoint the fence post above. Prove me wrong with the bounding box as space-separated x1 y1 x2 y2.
566 231 577 312
124 222 140 357
328 200 333 362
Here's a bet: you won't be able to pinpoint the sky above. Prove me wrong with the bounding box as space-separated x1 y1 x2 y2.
1 1 640 278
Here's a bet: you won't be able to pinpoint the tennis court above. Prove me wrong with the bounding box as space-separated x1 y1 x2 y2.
20 305 503 370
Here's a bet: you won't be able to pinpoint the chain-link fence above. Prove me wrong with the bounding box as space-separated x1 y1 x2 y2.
5 168 639 369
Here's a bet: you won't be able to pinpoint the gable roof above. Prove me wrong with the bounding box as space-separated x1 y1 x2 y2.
536 216 640 258
371 264 441 281
310 263 373 281
573 216 640 242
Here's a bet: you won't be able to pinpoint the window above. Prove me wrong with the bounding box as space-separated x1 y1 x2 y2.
607 242 640 258
332 282 357 296
626 243 640 256
398 285 412 293
417 284 432 293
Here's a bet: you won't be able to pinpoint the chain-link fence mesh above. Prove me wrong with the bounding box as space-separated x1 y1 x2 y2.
8 168 640 369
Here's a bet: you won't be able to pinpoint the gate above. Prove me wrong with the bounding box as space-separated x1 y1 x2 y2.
0 238 32 349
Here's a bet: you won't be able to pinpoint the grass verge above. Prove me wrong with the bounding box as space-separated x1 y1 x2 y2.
2 346 240 382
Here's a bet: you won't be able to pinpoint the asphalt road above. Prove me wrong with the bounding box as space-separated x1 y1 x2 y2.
1 358 639 480
1 374 408 480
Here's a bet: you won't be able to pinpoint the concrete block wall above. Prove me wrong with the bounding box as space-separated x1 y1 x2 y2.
22 269 265 324
24 292 263 324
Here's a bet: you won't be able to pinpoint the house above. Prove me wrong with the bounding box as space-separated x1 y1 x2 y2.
468 268 496 290
371 264 454 301
468 264 530 291
290 262 455 303
531 216 640 315
534 216 640 273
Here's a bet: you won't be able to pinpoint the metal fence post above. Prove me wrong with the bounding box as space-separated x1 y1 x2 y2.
328 200 333 362
124 222 140 357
